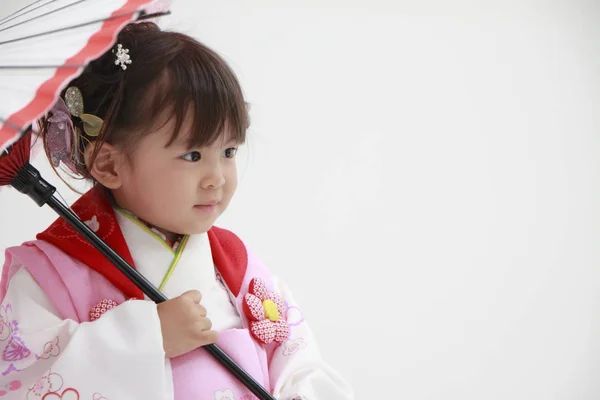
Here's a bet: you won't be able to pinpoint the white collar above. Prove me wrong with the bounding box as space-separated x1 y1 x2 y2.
114 210 218 299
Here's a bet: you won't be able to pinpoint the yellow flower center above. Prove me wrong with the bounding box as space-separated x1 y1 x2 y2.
263 299 280 321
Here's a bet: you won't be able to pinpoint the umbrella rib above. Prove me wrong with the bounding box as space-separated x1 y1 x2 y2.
0 0 64 28
0 0 90 34
0 64 84 69
0 0 50 25
0 10 140 47
137 10 172 20
0 3 169 33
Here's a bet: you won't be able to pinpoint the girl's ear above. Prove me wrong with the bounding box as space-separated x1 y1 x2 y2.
84 141 124 189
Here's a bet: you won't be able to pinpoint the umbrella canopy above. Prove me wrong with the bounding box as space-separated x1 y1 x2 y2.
0 0 158 153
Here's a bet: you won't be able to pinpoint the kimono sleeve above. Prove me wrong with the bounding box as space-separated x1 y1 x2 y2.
0 267 173 399
269 277 354 400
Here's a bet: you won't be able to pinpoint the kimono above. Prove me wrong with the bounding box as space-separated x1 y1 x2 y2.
0 187 353 400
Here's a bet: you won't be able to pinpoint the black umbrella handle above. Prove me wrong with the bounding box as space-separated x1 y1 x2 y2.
12 163 276 400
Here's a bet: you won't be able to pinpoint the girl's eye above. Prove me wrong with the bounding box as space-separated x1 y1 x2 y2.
181 151 201 162
223 147 238 159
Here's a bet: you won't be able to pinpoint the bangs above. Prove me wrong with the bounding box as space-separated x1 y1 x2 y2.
117 26 249 149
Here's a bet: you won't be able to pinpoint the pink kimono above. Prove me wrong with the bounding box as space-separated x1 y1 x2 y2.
0 187 353 400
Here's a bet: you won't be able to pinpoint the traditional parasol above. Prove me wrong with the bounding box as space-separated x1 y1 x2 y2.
0 1 276 399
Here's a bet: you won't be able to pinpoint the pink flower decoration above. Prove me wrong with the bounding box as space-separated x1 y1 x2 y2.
243 278 290 344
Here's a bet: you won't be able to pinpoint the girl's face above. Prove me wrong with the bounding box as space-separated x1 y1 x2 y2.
109 116 239 239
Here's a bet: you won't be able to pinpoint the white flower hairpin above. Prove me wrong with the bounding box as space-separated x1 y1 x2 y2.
113 44 132 70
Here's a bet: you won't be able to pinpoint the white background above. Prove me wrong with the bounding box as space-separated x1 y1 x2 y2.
1 1 600 399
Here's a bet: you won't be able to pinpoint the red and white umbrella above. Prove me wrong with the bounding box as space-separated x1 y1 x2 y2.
0 0 164 152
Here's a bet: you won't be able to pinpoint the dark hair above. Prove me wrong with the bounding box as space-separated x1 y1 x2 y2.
41 22 249 181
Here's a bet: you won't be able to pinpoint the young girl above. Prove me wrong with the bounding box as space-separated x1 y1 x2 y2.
0 22 353 400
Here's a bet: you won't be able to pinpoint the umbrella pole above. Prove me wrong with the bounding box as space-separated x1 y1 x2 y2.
46 195 163 300
12 162 276 400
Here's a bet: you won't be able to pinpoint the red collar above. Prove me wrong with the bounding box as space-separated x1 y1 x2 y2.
37 186 248 299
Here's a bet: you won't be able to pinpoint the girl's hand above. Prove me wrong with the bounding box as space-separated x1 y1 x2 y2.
157 290 218 358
